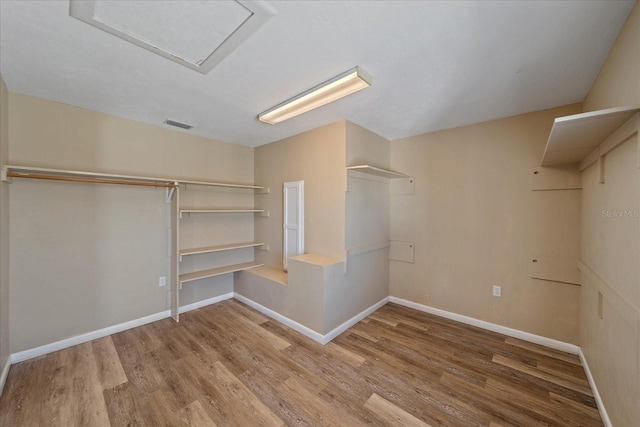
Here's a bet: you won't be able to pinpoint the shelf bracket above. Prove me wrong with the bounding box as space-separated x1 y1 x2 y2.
1 166 9 182
165 183 178 203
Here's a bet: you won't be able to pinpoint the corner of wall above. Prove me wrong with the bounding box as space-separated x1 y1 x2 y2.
0 73 11 394
583 2 640 111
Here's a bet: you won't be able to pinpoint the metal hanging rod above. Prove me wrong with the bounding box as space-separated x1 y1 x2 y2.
5 172 179 189
2 165 264 190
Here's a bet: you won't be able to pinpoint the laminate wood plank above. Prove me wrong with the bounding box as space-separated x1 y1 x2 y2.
163 325 212 362
504 337 582 365
492 354 594 396
384 303 509 342
274 347 402 422
0 363 39 427
238 370 319 427
217 304 291 351
364 393 432 427
324 342 366 367
69 343 111 427
183 310 294 387
176 400 218 427
448 345 597 408
485 377 602 427
395 368 491 427
367 312 399 326
138 389 182 426
536 362 591 387
345 328 378 343
91 336 128 391
439 371 558 427
277 376 367 427
228 298 270 324
155 364 200 413
209 360 284 426
103 382 149 427
39 348 77 426
316 377 388 427
549 392 602 422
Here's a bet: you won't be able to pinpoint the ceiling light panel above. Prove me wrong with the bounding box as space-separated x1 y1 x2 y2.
259 67 372 125
69 0 275 74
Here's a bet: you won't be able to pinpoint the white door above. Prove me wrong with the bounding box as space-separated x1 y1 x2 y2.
283 181 304 270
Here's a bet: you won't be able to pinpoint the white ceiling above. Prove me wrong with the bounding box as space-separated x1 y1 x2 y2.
0 0 635 147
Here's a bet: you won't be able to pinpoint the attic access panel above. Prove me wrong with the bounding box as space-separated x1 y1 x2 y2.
69 0 274 74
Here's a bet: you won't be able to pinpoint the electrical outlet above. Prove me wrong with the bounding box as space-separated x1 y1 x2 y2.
492 285 502 297
159 276 166 287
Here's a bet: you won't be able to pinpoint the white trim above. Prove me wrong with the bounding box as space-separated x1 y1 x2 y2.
0 356 10 396
233 293 389 345
178 292 234 314
233 293 325 343
10 293 233 364
321 297 390 344
579 348 612 427
10 310 171 363
389 297 579 354
283 180 304 270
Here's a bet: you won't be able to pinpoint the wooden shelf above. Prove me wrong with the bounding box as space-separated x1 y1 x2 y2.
347 165 408 179
180 209 264 216
2 164 264 190
180 242 264 258
179 262 264 284
541 105 640 166
180 179 263 190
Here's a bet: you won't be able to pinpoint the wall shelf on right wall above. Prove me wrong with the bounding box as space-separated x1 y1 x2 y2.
540 105 640 166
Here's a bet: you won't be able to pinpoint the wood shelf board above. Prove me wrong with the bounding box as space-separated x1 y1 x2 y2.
180 242 264 257
180 179 264 190
179 262 264 284
346 165 408 179
541 105 640 166
180 209 265 214
3 164 264 189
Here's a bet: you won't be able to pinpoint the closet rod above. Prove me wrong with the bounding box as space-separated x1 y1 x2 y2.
6 172 178 188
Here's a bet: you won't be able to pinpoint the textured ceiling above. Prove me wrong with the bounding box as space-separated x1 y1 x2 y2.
0 0 635 147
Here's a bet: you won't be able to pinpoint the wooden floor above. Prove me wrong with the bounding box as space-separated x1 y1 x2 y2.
0 300 603 426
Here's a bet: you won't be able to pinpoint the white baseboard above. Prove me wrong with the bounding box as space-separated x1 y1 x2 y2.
389 297 579 354
322 296 390 344
233 293 390 345
233 293 325 343
579 348 611 427
10 293 232 364
10 310 171 363
0 356 10 396
178 292 234 314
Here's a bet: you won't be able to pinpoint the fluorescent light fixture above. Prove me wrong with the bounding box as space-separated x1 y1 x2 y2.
259 67 371 125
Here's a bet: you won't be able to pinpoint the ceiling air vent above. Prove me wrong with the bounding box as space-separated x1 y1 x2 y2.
164 119 193 130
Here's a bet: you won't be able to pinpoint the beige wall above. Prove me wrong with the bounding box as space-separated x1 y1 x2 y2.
580 3 640 426
240 121 390 336
584 3 639 112
346 121 391 169
254 121 347 268
338 122 390 330
8 93 254 353
0 75 10 380
390 104 583 344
